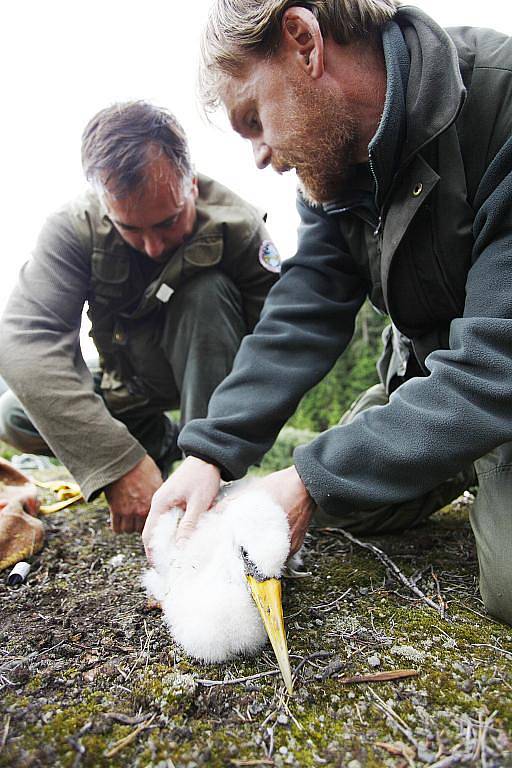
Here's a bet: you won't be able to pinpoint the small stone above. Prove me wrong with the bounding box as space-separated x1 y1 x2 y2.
461 679 474 693
107 554 125 568
277 714 289 725
417 745 437 763
367 654 381 667
279 746 288 755
347 760 362 768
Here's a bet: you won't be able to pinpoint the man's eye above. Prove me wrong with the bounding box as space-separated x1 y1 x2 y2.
246 114 261 132
158 216 179 229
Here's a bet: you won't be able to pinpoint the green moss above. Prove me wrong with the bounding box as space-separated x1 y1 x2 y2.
132 665 197 717
0 689 159 768
25 675 44 694
2 489 511 768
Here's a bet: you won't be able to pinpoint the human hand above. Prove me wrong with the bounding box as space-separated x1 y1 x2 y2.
105 455 162 534
142 456 221 563
248 466 315 555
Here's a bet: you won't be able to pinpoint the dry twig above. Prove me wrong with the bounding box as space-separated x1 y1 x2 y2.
197 670 281 687
368 688 418 749
104 713 156 758
320 527 446 615
338 669 419 685
0 715 10 752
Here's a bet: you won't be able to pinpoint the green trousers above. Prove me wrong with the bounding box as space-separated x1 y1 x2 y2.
0 270 246 476
312 383 512 626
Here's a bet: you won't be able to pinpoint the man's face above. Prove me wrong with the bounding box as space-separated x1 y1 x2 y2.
104 156 198 262
221 54 360 204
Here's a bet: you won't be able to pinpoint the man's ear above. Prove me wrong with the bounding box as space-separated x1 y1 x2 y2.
191 175 199 201
281 6 324 79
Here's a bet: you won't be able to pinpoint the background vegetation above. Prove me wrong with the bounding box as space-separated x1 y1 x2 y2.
288 303 388 433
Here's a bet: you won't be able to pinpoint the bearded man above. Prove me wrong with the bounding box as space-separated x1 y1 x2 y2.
145 1 512 625
0 101 279 533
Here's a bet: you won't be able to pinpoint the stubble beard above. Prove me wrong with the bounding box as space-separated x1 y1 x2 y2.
273 80 360 206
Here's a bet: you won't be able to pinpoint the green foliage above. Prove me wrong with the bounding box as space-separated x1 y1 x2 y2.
287 302 388 432
259 426 319 473
0 440 18 460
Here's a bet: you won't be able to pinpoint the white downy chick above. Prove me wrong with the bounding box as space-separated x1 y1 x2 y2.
142 489 290 663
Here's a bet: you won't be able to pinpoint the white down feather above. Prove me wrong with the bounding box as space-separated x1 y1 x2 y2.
142 489 291 662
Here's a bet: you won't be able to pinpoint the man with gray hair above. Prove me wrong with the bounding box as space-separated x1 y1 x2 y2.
0 101 279 534
146 1 512 625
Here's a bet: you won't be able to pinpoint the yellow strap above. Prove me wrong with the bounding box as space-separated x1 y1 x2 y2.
40 494 83 515
32 480 81 498
34 481 84 514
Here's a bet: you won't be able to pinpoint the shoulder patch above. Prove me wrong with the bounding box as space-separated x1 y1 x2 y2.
258 240 281 273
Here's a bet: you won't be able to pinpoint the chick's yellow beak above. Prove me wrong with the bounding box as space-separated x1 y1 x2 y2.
247 575 293 694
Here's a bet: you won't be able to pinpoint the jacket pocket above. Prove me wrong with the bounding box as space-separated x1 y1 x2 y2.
91 249 131 299
183 236 223 268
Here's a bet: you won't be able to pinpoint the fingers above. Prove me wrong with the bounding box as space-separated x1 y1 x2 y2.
110 509 121 533
175 495 204 545
142 494 172 562
110 510 147 534
142 457 221 558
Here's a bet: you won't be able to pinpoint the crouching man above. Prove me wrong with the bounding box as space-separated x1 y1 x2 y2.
144 1 512 626
0 101 279 533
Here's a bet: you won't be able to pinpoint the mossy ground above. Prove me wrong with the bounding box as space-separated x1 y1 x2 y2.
1 469 511 767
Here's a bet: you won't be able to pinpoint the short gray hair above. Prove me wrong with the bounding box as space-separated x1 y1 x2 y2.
199 0 399 111
81 101 193 199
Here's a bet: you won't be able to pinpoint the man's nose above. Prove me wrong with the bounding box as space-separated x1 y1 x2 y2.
143 231 165 259
252 139 272 170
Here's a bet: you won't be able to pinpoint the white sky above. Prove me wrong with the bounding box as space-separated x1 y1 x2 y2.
1 1 511 357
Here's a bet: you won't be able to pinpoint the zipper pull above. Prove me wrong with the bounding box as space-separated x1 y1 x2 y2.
373 216 382 238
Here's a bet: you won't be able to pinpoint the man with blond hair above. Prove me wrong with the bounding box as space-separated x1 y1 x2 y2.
0 101 279 533
146 1 512 625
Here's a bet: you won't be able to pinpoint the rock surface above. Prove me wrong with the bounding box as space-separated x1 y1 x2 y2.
0 465 510 767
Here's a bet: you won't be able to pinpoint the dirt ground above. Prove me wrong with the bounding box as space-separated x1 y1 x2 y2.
0 472 511 768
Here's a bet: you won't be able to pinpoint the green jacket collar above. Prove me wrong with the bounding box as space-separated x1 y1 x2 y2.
323 6 466 215
396 5 466 165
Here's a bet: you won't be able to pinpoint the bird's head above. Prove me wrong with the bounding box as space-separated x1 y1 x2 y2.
241 548 293 694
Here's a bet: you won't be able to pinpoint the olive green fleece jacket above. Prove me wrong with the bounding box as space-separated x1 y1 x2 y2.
0 176 277 499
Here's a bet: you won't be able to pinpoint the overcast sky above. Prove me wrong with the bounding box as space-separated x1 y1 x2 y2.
2 1 511 356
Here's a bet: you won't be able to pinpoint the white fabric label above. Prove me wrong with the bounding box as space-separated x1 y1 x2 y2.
156 284 175 303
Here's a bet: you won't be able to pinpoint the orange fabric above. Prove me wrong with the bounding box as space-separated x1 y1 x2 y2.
0 458 44 571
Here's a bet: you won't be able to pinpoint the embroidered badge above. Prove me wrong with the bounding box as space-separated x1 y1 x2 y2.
258 240 281 273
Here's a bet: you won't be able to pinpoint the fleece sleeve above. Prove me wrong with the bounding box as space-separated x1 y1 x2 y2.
294 137 512 513
0 210 146 500
179 196 367 478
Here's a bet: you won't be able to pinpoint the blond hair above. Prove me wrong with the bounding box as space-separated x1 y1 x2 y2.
199 0 399 111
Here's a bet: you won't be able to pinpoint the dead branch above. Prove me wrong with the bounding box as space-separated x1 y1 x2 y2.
338 669 419 685
104 713 156 758
320 527 445 616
